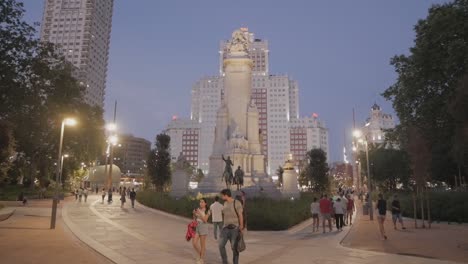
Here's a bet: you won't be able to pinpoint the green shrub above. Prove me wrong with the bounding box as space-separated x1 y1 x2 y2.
385 191 468 223
137 190 318 230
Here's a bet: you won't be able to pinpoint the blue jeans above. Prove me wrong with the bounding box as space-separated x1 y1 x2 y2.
219 227 239 264
213 221 223 240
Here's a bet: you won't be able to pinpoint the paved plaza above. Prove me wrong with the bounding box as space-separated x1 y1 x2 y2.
56 194 459 264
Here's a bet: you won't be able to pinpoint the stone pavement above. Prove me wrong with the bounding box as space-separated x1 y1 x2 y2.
342 204 468 263
62 194 459 264
0 204 111 264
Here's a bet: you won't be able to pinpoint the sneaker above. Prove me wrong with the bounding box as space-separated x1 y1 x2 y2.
384 235 388 240
402 227 406 230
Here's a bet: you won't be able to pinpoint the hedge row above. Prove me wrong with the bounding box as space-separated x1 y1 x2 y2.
136 190 318 230
385 191 468 223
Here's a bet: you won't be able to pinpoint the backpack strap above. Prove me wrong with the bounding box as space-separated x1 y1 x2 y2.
233 200 241 228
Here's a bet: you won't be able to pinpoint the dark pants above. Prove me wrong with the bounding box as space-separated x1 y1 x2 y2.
131 198 135 208
335 214 344 229
219 227 239 264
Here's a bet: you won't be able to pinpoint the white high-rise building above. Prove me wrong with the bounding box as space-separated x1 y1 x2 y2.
39 0 114 107
165 28 329 175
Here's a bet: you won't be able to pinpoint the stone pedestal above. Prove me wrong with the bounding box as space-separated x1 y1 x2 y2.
170 153 191 198
281 160 300 199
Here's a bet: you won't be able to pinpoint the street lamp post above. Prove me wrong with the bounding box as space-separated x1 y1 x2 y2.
353 130 374 221
106 124 117 190
51 118 76 229
59 154 69 187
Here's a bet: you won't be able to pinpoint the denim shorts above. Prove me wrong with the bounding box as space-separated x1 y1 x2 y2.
196 222 208 236
392 213 403 222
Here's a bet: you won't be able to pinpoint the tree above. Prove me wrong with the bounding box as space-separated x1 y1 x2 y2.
358 146 411 192
0 0 105 187
382 0 468 185
448 74 468 187
301 149 329 193
0 121 15 185
147 134 171 191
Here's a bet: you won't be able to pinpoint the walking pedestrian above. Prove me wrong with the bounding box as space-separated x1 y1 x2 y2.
101 188 106 203
319 194 332 233
391 194 406 230
129 188 136 208
192 198 210 264
340 194 348 226
120 189 126 208
377 193 388 240
219 189 244 264
74 189 78 200
333 197 345 231
107 188 113 204
210 196 224 240
78 188 83 202
83 188 88 202
346 194 355 225
310 197 320 232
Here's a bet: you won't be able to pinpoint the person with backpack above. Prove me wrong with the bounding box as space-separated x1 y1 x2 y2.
219 189 244 264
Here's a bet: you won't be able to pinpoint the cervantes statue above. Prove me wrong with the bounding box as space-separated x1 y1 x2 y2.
228 29 249 54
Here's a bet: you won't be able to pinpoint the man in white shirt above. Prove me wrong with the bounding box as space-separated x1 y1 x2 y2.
210 196 224 240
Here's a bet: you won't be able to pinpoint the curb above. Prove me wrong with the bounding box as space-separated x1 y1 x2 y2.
135 200 192 223
0 208 15 221
62 200 136 264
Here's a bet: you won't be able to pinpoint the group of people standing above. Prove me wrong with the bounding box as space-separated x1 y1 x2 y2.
189 189 245 264
74 187 89 202
100 186 137 208
310 191 407 241
311 193 355 233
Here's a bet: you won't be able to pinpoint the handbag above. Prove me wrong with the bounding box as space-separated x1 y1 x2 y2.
233 200 246 252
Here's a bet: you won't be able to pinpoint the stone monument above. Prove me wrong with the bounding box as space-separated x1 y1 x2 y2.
170 153 191 198
281 159 300 199
198 28 267 193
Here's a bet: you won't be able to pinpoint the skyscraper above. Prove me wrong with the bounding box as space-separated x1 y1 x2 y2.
39 0 114 107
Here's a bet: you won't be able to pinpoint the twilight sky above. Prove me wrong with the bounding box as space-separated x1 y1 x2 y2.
22 0 446 162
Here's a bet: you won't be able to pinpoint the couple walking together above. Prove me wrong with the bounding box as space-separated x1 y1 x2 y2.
191 188 245 264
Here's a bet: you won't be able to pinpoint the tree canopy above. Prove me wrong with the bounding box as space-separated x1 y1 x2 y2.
0 0 105 187
383 0 468 185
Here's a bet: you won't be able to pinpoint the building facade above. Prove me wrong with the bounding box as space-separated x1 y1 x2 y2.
113 134 150 177
163 118 200 167
289 115 329 164
362 103 395 144
165 29 329 175
39 0 114 107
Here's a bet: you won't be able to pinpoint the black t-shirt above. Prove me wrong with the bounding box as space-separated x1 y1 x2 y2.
377 199 387 215
391 200 400 214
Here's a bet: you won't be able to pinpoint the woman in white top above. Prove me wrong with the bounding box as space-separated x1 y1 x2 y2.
310 197 320 232
193 198 210 264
